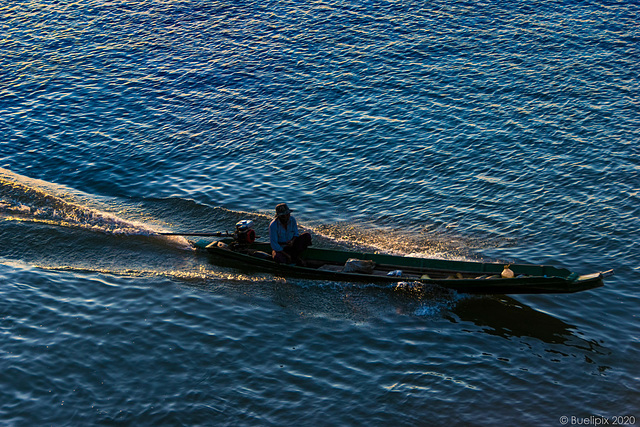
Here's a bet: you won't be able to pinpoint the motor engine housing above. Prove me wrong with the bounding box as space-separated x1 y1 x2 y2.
235 220 256 244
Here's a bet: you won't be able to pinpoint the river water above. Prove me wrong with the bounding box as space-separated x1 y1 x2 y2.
1 1 638 425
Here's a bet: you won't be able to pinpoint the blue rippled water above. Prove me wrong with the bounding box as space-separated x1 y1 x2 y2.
1 1 639 425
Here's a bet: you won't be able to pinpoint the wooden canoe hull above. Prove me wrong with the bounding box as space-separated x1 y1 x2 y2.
192 239 609 295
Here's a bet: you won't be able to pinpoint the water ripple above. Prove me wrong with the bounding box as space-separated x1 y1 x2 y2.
1 0 639 424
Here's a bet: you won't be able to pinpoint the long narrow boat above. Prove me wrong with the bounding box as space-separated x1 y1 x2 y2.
189 235 612 295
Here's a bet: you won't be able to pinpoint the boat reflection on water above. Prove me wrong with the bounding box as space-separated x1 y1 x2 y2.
451 294 578 344
449 293 611 374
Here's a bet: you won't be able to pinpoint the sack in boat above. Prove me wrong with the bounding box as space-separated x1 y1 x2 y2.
342 258 376 274
501 265 514 279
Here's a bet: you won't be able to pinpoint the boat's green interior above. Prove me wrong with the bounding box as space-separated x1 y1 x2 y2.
197 238 572 280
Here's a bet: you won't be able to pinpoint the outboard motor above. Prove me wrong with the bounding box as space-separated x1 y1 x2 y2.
235 220 256 244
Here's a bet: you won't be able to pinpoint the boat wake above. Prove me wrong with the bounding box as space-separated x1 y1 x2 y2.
0 168 504 263
0 169 509 316
312 221 486 262
0 168 179 240
33 262 274 285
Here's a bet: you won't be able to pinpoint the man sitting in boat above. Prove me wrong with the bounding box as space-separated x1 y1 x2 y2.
269 203 312 265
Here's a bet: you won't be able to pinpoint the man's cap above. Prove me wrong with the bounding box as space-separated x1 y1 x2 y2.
275 203 293 217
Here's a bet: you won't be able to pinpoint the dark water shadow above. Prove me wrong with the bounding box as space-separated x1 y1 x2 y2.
447 294 609 362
